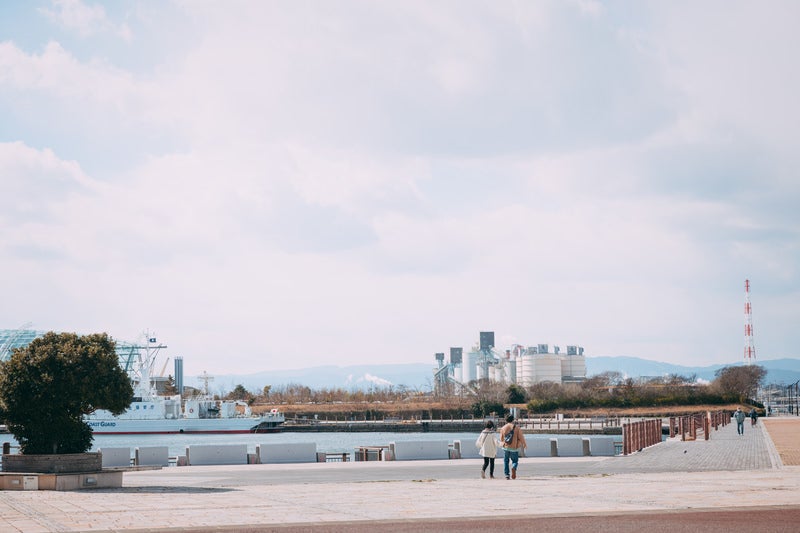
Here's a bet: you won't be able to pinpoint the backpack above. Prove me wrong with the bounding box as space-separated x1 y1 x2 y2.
503 425 515 445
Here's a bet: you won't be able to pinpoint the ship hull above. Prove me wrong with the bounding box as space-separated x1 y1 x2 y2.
87 418 273 435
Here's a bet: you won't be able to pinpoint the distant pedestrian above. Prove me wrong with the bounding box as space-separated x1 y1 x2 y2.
475 420 499 479
499 414 527 480
734 407 746 435
750 408 758 426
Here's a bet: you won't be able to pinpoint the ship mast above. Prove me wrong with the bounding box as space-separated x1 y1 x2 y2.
198 371 215 396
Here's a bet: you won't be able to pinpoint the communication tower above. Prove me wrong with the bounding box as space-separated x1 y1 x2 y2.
744 279 756 365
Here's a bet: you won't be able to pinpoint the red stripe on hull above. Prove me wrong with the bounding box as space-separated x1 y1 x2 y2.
92 430 256 435
91 428 282 435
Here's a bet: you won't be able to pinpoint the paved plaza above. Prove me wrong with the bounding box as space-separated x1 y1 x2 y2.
0 417 798 532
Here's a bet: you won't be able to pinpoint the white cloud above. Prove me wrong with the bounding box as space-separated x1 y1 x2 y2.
38 0 131 41
1 2 799 378
0 141 98 226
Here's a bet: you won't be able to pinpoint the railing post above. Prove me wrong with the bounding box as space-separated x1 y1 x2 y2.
638 421 643 451
623 423 629 456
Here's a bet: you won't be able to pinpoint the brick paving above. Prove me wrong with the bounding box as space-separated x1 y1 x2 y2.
586 414 779 474
0 416 797 532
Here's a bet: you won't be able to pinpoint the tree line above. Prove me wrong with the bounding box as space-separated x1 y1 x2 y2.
216 364 768 418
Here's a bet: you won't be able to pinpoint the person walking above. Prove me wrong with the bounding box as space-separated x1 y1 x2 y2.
734 407 746 435
475 420 499 479
499 414 527 480
750 408 758 427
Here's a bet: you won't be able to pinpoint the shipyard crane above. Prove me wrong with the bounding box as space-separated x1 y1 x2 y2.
159 357 171 377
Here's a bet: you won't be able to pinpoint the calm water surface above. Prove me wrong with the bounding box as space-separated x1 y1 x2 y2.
2 431 619 459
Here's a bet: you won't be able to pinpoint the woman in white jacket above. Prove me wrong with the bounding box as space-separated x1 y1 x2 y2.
475 420 499 479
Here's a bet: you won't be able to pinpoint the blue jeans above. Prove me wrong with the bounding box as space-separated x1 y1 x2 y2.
503 449 519 477
737 421 744 434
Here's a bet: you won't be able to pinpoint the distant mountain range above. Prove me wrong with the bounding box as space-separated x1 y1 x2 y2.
585 356 800 385
193 356 800 394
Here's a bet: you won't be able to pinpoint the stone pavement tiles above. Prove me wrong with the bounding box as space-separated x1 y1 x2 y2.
583 414 777 475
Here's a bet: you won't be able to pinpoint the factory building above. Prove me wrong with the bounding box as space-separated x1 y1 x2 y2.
434 332 586 390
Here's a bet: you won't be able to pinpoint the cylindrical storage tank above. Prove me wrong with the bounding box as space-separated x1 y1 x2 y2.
452 364 462 384
516 355 535 387
534 354 562 383
488 365 497 382
506 358 516 384
561 354 587 380
464 351 478 382
573 355 586 379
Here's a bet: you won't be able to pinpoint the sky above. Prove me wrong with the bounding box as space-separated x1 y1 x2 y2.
1 1 798 377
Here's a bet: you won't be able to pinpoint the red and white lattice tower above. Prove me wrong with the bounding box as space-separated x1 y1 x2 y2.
744 279 756 365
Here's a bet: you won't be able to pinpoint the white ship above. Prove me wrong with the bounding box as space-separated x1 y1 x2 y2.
85 336 284 435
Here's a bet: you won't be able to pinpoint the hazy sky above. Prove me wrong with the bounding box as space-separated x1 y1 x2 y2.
2 1 798 376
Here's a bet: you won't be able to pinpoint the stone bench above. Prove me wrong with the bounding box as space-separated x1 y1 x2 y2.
135 446 170 467
99 447 131 468
390 440 450 461
185 444 248 465
256 442 317 464
526 438 557 457
586 437 617 456
554 437 586 457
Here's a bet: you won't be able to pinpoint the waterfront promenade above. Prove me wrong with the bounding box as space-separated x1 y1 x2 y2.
0 417 798 532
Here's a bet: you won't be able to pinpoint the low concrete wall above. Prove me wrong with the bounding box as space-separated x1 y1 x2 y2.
53 471 123 490
0 474 40 490
390 440 450 461
2 452 102 473
0 471 123 490
456 439 482 459
135 446 170 467
587 437 617 456
99 447 131 468
256 442 317 464
186 445 248 465
525 438 557 457
555 437 586 457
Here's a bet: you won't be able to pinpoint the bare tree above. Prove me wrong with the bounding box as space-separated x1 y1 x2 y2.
712 365 767 402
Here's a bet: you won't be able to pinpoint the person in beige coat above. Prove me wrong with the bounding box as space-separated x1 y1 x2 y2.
475 420 499 478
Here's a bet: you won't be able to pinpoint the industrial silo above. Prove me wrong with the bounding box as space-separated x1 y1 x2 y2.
534 353 562 383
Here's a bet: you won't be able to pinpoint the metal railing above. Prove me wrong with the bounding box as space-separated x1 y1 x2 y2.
519 417 621 431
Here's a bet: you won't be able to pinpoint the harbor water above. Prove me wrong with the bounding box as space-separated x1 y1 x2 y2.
2 431 620 460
